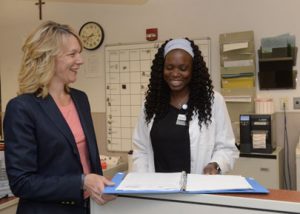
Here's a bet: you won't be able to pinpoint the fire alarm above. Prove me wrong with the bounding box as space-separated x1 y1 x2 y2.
146 28 158 41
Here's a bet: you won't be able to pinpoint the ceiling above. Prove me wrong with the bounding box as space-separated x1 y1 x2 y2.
0 0 148 27
36 0 148 4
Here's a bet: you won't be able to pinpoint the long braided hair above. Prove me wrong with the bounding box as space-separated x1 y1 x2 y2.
144 38 214 128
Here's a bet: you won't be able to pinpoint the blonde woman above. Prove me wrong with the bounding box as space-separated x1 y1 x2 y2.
4 21 115 214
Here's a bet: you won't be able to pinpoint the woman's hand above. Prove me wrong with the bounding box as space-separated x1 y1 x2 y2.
83 173 117 205
203 162 220 175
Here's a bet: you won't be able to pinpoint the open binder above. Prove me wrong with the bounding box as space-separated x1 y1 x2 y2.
104 172 269 194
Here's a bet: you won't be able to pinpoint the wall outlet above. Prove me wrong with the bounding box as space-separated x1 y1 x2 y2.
293 97 300 109
279 97 289 110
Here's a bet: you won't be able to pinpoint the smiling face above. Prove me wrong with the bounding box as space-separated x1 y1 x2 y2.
52 34 83 86
163 49 193 94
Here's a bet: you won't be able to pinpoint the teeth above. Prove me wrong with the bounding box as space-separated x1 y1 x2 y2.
171 80 181 86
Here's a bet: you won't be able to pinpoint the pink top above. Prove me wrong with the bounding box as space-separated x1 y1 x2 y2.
58 100 91 198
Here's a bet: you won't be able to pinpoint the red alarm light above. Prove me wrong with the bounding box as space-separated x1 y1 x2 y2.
146 28 158 41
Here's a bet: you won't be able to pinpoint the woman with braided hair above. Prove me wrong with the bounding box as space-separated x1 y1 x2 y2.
132 38 239 175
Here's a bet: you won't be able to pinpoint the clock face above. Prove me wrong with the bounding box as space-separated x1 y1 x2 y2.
79 22 104 50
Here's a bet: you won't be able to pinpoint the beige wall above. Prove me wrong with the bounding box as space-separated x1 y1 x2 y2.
275 112 300 190
1 0 300 190
1 0 300 112
91 113 128 161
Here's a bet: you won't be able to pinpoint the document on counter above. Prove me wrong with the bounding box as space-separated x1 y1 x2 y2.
104 172 269 194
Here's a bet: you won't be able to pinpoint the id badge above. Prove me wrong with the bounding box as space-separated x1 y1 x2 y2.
176 114 187 126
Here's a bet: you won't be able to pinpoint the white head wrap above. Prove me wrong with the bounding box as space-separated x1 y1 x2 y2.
164 38 194 58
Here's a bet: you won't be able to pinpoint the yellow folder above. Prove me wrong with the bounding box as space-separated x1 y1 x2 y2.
222 77 255 89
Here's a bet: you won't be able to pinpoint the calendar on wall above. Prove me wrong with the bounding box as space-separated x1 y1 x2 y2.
105 38 211 152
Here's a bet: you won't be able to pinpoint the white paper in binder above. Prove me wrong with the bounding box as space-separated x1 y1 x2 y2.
255 98 274 114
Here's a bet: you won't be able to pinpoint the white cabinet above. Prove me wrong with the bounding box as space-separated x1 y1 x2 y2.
227 147 283 189
296 143 300 191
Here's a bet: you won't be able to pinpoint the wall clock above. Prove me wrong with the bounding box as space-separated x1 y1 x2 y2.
79 21 104 50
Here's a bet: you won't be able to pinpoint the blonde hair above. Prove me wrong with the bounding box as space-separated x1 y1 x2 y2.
18 20 82 98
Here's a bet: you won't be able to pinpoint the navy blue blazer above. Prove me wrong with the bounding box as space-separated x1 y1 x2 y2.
4 88 102 214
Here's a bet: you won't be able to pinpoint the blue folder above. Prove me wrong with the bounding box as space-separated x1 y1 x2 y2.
104 172 269 194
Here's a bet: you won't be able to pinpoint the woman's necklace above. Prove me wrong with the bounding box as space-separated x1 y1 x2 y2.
181 103 188 110
175 95 189 126
172 95 189 110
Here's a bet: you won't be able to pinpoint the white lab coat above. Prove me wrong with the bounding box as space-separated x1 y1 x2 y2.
132 91 239 174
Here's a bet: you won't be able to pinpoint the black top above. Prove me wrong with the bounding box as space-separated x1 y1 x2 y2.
150 105 191 173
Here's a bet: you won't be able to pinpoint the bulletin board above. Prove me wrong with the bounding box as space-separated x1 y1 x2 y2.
105 38 211 152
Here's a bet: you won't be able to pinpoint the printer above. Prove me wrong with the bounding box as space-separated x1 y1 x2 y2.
240 114 276 153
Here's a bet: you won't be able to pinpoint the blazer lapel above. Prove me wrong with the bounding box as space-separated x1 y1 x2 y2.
38 95 80 157
70 90 98 171
70 91 93 149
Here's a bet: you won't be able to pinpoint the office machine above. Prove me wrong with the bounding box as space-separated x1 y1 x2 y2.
240 114 275 153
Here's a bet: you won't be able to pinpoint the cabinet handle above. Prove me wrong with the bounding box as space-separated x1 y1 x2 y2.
260 167 269 172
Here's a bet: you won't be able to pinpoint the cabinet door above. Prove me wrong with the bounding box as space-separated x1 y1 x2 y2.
228 157 280 189
0 205 17 214
296 151 300 191
0 198 18 214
